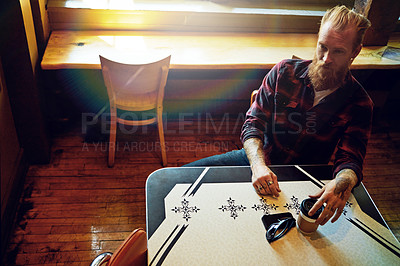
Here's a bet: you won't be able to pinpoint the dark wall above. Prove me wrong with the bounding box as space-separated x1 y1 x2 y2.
42 68 266 128
42 67 400 134
0 0 50 164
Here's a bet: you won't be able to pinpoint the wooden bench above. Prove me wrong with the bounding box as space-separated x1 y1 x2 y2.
41 31 400 71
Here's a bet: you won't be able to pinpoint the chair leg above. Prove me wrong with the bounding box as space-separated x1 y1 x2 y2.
108 111 117 168
157 112 167 167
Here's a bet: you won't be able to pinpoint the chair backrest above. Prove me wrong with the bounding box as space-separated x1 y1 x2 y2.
99 55 171 112
108 228 148 266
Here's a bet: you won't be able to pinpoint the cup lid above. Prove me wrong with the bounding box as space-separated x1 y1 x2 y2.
300 198 324 220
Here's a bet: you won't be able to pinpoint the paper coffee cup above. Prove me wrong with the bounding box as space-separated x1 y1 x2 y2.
297 198 324 234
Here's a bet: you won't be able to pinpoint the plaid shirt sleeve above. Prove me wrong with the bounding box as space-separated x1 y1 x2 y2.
240 61 282 145
332 84 373 186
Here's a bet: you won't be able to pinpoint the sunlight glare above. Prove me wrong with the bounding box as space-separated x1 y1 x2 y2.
98 36 147 50
91 225 99 250
65 0 212 11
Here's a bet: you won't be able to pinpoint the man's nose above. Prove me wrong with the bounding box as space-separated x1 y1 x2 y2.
323 52 333 64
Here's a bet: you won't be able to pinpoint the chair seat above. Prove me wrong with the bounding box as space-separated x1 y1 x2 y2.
115 91 158 111
117 116 157 126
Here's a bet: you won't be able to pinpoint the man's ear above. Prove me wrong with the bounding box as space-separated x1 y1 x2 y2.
352 44 362 59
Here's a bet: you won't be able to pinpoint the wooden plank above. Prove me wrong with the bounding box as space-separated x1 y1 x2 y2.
14 250 101 265
12 224 136 236
18 231 135 244
20 217 131 226
23 203 146 219
8 240 100 254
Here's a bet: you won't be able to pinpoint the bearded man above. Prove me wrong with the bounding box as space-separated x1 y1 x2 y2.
185 5 372 225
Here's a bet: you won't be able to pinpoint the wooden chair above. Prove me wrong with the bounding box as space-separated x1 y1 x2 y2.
91 228 147 266
99 55 171 167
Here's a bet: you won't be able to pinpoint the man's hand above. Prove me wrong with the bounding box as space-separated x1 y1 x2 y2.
251 163 281 197
308 169 358 225
243 138 280 197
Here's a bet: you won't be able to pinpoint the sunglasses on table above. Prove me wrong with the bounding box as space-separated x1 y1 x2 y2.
262 213 296 243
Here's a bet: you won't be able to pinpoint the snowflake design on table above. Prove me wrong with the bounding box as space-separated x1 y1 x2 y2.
342 201 353 216
219 197 246 219
252 198 279 214
283 196 301 215
171 198 200 222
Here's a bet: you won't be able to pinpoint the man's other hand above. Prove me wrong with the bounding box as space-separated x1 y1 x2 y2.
308 169 358 225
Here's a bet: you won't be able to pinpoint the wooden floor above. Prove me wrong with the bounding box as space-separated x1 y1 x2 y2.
4 116 400 265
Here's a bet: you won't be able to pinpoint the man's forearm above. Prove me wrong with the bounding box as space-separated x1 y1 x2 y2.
244 137 280 196
243 138 266 167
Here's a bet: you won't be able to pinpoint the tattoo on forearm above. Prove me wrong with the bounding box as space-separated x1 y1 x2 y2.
334 169 357 194
334 177 351 194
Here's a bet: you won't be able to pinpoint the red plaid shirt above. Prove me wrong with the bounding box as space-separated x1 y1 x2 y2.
241 59 373 185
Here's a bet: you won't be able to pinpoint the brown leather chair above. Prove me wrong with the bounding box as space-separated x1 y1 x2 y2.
91 228 147 266
99 55 171 167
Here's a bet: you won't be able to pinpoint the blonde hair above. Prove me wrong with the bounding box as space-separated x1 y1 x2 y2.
320 5 371 50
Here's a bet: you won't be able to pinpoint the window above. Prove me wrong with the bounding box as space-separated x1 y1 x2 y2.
47 0 354 32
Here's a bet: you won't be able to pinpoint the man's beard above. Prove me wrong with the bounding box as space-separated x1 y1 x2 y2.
308 55 348 92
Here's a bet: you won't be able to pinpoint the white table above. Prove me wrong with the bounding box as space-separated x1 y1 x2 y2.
146 165 400 265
